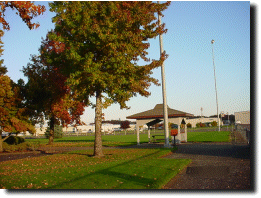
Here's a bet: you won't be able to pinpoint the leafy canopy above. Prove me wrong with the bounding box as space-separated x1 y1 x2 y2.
0 75 35 134
23 54 86 128
44 1 170 108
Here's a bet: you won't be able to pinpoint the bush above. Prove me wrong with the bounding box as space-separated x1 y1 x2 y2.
2 141 40 152
187 123 192 128
200 123 206 127
26 141 40 151
196 122 206 128
45 125 63 139
17 142 29 151
3 142 18 152
211 121 217 127
4 136 25 145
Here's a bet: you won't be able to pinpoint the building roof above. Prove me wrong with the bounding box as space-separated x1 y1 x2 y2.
126 104 194 120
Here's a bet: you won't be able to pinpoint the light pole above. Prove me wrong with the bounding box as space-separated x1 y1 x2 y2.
158 2 169 147
211 40 220 131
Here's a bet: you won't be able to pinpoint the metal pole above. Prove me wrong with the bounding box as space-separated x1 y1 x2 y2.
158 2 169 147
211 40 220 131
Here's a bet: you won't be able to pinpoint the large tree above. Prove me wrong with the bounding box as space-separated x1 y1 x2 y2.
23 54 86 145
0 75 36 152
44 1 170 157
0 1 45 151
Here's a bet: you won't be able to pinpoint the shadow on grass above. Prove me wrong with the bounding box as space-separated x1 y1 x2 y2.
46 150 163 189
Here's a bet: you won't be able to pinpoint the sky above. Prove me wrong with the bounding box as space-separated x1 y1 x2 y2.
1 1 250 124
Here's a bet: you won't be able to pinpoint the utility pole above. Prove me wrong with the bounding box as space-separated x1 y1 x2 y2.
211 39 220 131
158 2 169 147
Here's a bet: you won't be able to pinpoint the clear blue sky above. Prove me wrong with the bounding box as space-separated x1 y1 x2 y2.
1 1 250 124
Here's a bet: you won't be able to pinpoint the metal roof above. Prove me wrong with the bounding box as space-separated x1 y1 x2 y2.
126 104 194 120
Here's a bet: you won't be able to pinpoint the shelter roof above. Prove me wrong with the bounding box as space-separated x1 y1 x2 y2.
126 104 194 120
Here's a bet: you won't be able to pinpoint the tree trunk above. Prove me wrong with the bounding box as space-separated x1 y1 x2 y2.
0 131 3 152
48 116 55 145
93 91 104 157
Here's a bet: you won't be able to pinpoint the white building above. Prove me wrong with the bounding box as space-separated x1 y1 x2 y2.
235 111 250 125
35 123 124 136
186 117 222 128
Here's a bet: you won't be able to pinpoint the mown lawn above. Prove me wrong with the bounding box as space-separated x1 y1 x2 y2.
26 133 152 147
187 131 231 142
0 148 191 189
26 131 231 148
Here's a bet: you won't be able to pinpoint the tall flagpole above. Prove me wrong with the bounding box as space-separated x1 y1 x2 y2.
211 39 220 131
158 2 169 147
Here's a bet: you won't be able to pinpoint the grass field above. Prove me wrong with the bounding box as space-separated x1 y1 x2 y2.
26 133 152 147
0 148 191 189
187 131 231 142
26 131 231 147
0 131 231 189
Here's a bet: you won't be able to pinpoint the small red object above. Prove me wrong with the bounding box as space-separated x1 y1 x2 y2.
171 129 178 136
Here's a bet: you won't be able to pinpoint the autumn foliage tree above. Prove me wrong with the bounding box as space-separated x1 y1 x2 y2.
0 1 45 30
120 121 130 130
0 75 36 152
43 1 170 156
23 53 86 145
0 1 45 151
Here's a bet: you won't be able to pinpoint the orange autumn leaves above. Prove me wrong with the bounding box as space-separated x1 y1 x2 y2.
0 75 35 133
0 1 45 30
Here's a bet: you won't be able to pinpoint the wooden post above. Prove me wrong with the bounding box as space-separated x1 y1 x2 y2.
148 126 151 143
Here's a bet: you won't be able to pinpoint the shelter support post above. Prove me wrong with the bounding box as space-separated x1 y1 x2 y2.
175 124 181 144
148 127 151 143
184 124 187 142
136 123 140 145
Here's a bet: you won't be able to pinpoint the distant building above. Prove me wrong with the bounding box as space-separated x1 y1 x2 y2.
235 111 250 125
186 117 221 128
234 110 250 144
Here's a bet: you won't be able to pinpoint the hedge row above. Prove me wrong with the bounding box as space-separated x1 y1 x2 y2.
2 142 40 153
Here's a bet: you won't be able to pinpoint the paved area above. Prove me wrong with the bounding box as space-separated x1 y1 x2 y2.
162 143 252 190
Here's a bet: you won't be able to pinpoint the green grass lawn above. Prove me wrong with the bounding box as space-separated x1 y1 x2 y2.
187 131 231 142
26 131 231 147
0 131 231 189
0 148 191 189
26 133 152 147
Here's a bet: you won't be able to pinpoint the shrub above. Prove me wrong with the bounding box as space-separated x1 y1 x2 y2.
4 136 25 145
196 123 200 128
45 125 63 139
26 141 40 151
211 121 217 127
187 123 192 128
17 143 28 151
200 123 206 127
2 141 40 152
4 144 17 152
2 142 9 151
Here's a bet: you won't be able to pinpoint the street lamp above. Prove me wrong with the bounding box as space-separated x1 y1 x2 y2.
158 1 169 147
211 40 220 131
